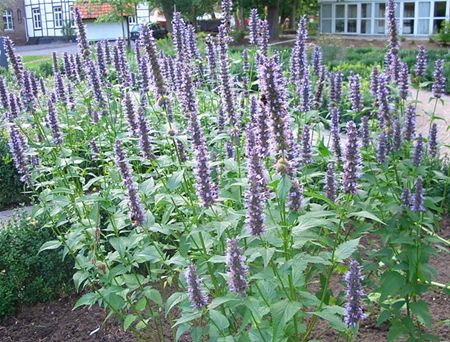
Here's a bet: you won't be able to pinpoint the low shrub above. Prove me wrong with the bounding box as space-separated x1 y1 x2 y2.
0 133 30 210
0 214 74 319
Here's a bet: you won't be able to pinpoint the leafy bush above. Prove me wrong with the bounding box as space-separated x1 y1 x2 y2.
0 214 74 318
439 20 450 45
0 133 29 210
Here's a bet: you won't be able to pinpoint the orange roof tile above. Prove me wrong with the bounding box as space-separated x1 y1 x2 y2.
75 2 135 20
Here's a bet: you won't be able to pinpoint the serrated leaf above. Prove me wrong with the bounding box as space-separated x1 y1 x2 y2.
165 292 188 316
270 300 302 338
335 238 360 261
209 309 230 330
73 292 98 310
410 300 432 328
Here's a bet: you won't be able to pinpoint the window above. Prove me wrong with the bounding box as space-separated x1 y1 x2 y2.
70 6 75 26
418 2 430 34
361 3 372 34
375 3 386 34
320 4 332 33
335 4 345 33
32 8 42 29
403 3 415 34
3 9 13 31
128 16 137 24
54 6 63 28
433 2 446 33
347 5 357 33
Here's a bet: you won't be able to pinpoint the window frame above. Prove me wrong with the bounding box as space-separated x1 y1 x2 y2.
54 6 63 28
32 7 42 30
3 9 14 31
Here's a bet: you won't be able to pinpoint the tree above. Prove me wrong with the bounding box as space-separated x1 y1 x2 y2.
147 0 217 32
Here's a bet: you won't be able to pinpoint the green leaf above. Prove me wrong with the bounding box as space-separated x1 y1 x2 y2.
208 255 227 263
135 297 147 311
277 175 292 201
38 240 62 254
379 271 405 301
410 300 432 328
73 292 99 309
174 311 202 327
166 292 188 316
209 294 241 310
209 309 230 330
335 238 360 261
270 300 302 338
146 288 163 306
124 314 137 331
167 170 184 190
313 308 346 332
349 210 385 225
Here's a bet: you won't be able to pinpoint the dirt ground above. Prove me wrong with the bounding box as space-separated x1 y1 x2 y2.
414 89 450 157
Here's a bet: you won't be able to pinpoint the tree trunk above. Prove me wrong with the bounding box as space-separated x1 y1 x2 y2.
239 0 245 29
160 0 174 32
290 0 297 29
267 1 280 41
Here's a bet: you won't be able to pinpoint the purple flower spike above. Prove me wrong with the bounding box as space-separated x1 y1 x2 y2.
370 67 379 103
205 35 217 82
290 16 308 88
349 74 362 112
257 19 269 57
182 68 217 207
122 92 139 137
392 118 402 152
7 123 30 184
137 107 153 161
3 38 24 84
245 124 267 236
300 75 311 112
330 106 342 160
428 123 438 158
413 134 424 166
89 140 100 160
312 46 322 76
258 55 298 167
114 140 146 226
249 9 259 45
432 59 446 99
288 179 304 212
226 238 248 296
401 188 411 208
342 121 361 195
403 105 416 141
74 8 90 60
344 259 366 327
324 163 337 203
314 65 326 109
185 264 209 310
411 177 425 212
399 62 409 100
0 77 9 109
360 116 370 148
301 124 312 164
377 132 387 164
415 45 427 78
221 0 233 35
54 72 67 106
218 25 237 129
47 96 63 145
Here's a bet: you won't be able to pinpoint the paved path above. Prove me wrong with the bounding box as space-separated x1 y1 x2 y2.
16 42 78 56
0 206 33 225
414 89 450 156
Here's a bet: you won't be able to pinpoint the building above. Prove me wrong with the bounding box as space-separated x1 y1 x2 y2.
318 0 450 36
18 1 161 44
2 0 27 45
24 0 75 43
76 2 133 41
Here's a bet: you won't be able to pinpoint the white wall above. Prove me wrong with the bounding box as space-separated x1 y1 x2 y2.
85 20 128 41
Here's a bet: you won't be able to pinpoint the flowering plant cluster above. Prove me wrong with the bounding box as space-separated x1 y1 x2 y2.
1 2 449 341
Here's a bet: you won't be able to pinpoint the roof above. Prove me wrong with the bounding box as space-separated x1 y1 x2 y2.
75 2 135 20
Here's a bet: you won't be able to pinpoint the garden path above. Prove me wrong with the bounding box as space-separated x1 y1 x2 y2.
0 206 32 225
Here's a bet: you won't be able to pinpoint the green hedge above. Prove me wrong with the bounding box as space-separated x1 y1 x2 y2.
0 133 30 210
0 214 74 319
